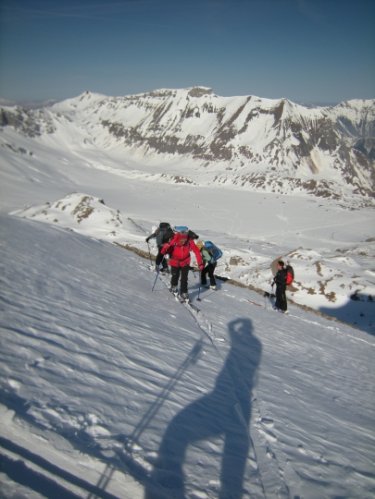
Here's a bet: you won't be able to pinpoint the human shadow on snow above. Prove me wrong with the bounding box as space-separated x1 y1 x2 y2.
145 318 262 499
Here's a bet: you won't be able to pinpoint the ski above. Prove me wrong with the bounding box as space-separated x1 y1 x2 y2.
171 290 200 312
248 294 290 315
150 265 202 313
272 308 288 315
248 299 263 307
183 300 200 313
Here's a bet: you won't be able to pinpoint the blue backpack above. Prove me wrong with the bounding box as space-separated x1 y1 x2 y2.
204 241 223 262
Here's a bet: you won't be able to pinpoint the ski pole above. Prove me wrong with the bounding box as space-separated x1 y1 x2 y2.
147 242 153 266
188 266 198 279
160 254 166 271
151 268 160 292
197 272 202 301
264 293 268 310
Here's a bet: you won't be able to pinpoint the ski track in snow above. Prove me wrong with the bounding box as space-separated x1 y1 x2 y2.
156 271 288 496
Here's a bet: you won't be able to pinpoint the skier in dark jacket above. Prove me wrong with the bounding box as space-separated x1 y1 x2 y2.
146 222 173 272
273 260 288 313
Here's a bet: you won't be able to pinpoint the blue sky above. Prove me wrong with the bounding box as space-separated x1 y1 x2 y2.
0 0 374 104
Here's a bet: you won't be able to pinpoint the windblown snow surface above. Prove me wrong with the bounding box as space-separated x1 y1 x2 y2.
0 213 374 498
0 115 374 498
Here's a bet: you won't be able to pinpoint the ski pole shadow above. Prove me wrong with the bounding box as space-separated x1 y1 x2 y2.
88 337 204 497
0 436 117 499
125 337 204 448
145 318 262 499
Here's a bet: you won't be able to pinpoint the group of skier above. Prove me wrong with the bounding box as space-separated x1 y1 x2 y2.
146 221 292 312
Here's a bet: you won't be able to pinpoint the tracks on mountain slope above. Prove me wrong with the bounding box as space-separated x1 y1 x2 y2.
154 268 291 498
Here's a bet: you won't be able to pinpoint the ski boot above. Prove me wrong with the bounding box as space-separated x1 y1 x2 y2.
180 292 190 303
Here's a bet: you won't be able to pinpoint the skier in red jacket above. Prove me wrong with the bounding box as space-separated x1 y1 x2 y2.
161 226 204 301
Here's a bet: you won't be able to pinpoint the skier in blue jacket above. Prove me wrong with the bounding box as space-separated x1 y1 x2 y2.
198 240 223 290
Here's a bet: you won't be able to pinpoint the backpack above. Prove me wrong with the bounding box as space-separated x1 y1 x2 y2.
157 222 173 246
204 241 223 262
188 230 199 240
285 264 294 285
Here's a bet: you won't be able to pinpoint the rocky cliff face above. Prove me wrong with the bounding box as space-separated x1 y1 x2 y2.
1 87 374 201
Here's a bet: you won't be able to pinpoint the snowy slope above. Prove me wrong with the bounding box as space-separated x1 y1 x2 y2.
0 215 374 498
9 192 375 334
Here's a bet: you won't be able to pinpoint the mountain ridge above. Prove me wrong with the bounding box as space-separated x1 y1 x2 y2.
1 87 374 202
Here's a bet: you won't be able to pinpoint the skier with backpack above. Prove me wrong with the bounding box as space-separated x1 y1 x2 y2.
272 260 289 313
197 240 223 290
161 226 204 302
146 222 174 272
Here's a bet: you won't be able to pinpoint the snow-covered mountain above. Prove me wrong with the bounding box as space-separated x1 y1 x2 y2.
1 87 374 202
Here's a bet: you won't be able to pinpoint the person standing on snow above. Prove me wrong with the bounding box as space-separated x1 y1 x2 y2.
146 222 174 273
197 240 223 290
161 226 204 301
272 260 288 313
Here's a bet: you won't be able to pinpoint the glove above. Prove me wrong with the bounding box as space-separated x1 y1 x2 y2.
145 237 150 243
199 263 204 271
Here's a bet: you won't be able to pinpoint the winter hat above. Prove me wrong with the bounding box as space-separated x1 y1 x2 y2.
174 225 189 234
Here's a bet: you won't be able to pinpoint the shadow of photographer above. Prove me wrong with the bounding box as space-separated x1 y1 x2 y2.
145 317 262 499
